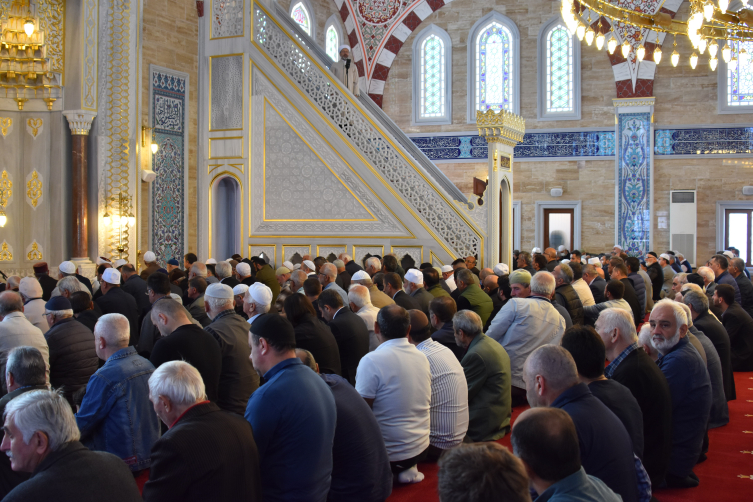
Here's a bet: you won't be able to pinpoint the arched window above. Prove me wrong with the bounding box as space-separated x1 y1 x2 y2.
412 25 452 125
537 17 580 120
727 41 753 107
467 12 520 122
289 0 313 37
324 14 343 63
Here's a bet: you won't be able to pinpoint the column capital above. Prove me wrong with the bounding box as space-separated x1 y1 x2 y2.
63 110 98 136
476 109 526 146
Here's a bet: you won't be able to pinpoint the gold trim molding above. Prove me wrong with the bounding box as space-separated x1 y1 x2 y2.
476 109 526 145
612 97 656 108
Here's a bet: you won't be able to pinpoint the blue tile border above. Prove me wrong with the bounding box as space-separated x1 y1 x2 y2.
653 126 753 155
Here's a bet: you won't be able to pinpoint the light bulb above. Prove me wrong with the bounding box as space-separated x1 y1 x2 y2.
596 32 605 50
0 211 6 228
576 22 586 41
654 46 662 64
112 214 121 225
621 40 631 58
608 36 618 54
690 52 699 69
151 141 158 154
743 0 749 6
703 1 714 21
709 40 719 58
23 19 34 37
128 215 136 226
671 50 680 67
636 44 646 61
719 0 729 14
585 27 595 46
699 38 707 54
730 55 738 70
103 212 111 226
722 42 732 63
710 57 718 71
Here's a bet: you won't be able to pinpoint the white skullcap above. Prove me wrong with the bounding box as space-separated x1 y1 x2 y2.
102 268 121 285
233 284 249 297
558 245 566 252
206 258 217 265
114 259 127 268
338 44 350 52
206 283 234 299
169 293 183 302
59 261 76 274
236 262 251 277
660 253 671 261
404 268 423 285
614 245 623 250
95 257 111 266
532 247 541 254
247 283 273 306
441 265 453 273
351 270 370 281
493 263 509 276
283 261 294 270
303 260 316 271
723 250 736 259
293 263 301 270
144 251 156 262
588 258 601 266
561 259 571 264
18 277 43 298
581 257 588 264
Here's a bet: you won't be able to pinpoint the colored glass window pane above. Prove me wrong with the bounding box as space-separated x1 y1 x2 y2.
420 34 445 118
476 22 512 112
728 41 753 106
291 3 311 36
546 25 573 112
326 25 339 62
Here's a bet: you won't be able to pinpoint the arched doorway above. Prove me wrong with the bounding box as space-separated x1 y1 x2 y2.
211 175 241 260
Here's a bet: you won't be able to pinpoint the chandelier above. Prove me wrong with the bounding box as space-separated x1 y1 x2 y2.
0 0 61 110
561 0 753 71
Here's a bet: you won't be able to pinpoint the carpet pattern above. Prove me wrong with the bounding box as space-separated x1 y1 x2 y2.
387 371 753 502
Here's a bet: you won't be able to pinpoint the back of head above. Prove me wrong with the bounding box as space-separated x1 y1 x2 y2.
0 291 24 316
18 277 43 300
697 266 715 284
625 256 640 273
498 275 512 299
5 390 80 451
283 293 316 326
683 289 709 315
519 251 532 266
715 283 736 305
148 360 206 406
382 272 401 291
610 258 628 277
408 309 431 343
151 295 190 322
569 261 583 281
511 408 581 484
168 269 185 283
430 296 457 323
530 271 555 297
95 313 131 348
365 256 381 272
712 254 729 270
554 263 573 284
509 269 531 287
423 268 440 288
582 264 598 277
70 291 92 314
526 345 579 392
606 279 625 299
597 307 637 343
333 259 345 269
318 288 343 310
190 262 208 278
456 268 474 286
382 254 398 272
452 309 483 338
533 255 548 270
189 277 208 296
686 273 704 288
121 264 136 275
290 270 308 288
438 443 531 502
321 263 337 280
148 272 172 295
560 326 606 379
296 348 317 371
184 253 198 265
6 346 47 387
303 277 322 297
347 284 371 309
215 261 232 279
376 304 410 339
57 276 85 296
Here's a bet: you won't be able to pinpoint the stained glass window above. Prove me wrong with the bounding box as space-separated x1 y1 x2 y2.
728 41 753 107
420 35 445 118
326 25 339 62
476 22 513 112
291 2 311 36
546 25 574 112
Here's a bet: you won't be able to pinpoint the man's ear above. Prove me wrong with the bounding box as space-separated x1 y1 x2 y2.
32 431 49 455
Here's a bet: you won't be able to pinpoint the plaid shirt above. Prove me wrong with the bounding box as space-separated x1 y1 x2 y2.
604 342 639 379
635 454 652 502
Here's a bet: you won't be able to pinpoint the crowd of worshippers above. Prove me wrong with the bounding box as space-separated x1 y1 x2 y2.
0 243 749 501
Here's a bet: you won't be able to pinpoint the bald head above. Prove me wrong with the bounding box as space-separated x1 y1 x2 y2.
407 309 431 344
544 248 557 260
524 345 579 407
0 291 23 317
479 268 494 282
483 274 499 291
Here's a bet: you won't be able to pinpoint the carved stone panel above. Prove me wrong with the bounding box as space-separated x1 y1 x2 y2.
210 55 243 131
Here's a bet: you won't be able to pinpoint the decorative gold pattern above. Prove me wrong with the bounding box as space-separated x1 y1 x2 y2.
0 117 11 137
36 0 65 79
82 0 97 110
0 242 12 261
476 109 526 146
26 171 41 207
26 241 41 260
0 170 12 206
612 97 657 108
26 118 42 138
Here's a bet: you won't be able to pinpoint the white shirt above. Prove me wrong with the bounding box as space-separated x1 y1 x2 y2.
356 337 431 461
415 339 469 449
247 313 263 325
444 276 457 292
571 278 595 307
355 304 380 351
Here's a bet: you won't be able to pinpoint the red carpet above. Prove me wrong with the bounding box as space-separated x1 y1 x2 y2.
387 372 753 502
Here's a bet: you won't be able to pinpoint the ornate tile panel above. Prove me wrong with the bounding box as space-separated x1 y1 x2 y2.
654 127 753 155
617 112 651 258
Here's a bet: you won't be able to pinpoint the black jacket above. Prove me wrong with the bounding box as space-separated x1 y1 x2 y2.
328 308 370 385
121 274 151 316
220 277 240 289
589 277 607 304
293 314 342 376
694 310 735 400
95 287 140 346
151 324 223 402
3 441 142 502
721 303 753 371
336 271 351 292
734 273 753 318
37 274 58 301
620 278 643 326
204 311 260 414
554 284 584 326
0 385 46 498
345 260 363 277
611 348 673 487
75 309 102 333
74 274 93 294
392 290 420 311
45 318 99 402
143 402 261 502
647 262 664 301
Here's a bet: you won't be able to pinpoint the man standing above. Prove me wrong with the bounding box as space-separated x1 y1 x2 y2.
251 257 280 305
245 315 336 501
95 269 140 346
348 285 380 351
338 253 363 277
19 277 48 334
455 269 493 327
331 45 359 95
404 268 434 318
552 263 585 326
582 280 632 324
32 262 57 301
429 297 463 360
382 272 420 311
120 264 150 316
0 291 49 391
645 252 664 302
582 262 607 304
76 314 160 473
140 251 160 280
186 277 211 327
728 257 753 317
333 259 351 292
319 263 349 307
659 253 676 298
235 262 255 287
569 261 595 307
608 258 643 326
713 284 753 371
464 256 480 277
544 248 559 272
319 289 369 385
441 265 457 292
244 283 273 326
350 270 394 308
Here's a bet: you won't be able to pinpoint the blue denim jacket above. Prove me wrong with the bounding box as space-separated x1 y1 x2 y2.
75 346 160 471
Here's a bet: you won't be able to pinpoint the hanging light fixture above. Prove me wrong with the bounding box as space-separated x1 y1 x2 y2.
585 26 595 46
103 212 112 226
128 213 136 227
654 45 663 64
621 39 631 58
730 55 738 70
690 51 699 69
671 37 680 67
699 38 708 55
151 141 159 154
710 57 718 70
596 31 605 50
607 28 618 54
23 18 34 37
576 22 586 41
719 0 729 14
709 40 719 58
0 209 6 228
636 42 646 61
703 1 714 21
722 41 732 63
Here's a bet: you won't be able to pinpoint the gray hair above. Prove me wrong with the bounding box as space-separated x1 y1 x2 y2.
215 261 232 279
583 264 599 277
456 268 474 286
321 263 337 280
190 262 207 278
452 310 483 338
697 266 715 284
674 272 688 285
530 271 556 297
351 276 373 287
205 296 234 311
6 346 47 387
57 276 86 296
295 348 317 371
518 251 532 266
652 299 689 330
244 290 270 314
553 263 573 284
683 290 709 315
0 291 23 316
45 309 73 319
148 361 206 406
681 283 703 294
6 276 20 290
333 259 345 269
365 256 381 271
731 257 746 272
676 302 694 327
348 284 372 308
637 323 654 353
94 313 130 347
596 308 637 343
4 390 80 450
525 345 579 392
290 270 308 289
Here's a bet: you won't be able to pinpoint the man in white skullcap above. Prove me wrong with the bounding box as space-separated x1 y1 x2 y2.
531 247 542 256
660 253 676 298
235 262 254 286
331 44 359 95
493 263 509 277
244 283 273 325
19 277 49 334
302 260 317 277
205 258 219 284
276 267 292 288
351 270 394 309
441 265 457 292
612 244 623 257
233 284 249 319
404 268 434 318
95 268 140 345
55 260 93 296
140 251 159 280
283 261 295 271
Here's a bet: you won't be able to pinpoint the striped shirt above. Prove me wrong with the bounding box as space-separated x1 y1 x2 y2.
416 339 469 449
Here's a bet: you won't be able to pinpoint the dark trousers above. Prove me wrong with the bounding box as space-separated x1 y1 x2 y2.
511 385 528 407
390 447 429 474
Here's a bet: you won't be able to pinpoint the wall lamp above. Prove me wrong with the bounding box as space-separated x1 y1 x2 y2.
142 126 158 154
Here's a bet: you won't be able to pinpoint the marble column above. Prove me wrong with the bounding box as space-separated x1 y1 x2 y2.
477 110 526 268
63 110 97 260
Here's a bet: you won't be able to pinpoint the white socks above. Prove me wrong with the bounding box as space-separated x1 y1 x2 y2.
397 465 425 484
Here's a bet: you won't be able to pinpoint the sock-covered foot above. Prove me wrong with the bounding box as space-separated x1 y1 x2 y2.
397 465 424 484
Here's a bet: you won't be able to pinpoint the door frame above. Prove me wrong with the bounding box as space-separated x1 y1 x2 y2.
536 201 582 251
717 201 753 263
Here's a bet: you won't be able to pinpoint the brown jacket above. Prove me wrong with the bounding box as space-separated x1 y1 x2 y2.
140 262 160 280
